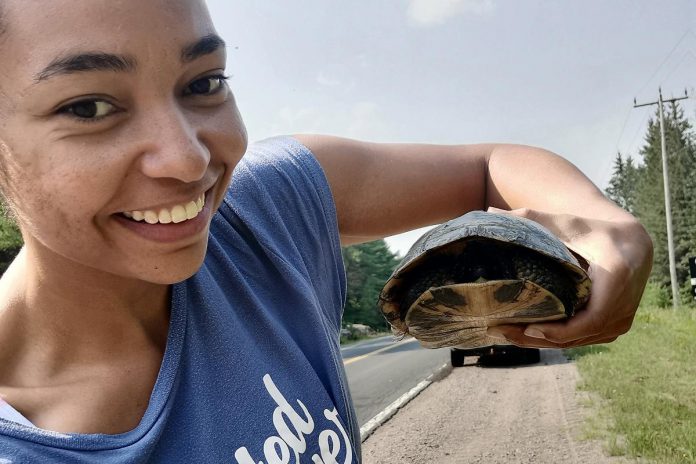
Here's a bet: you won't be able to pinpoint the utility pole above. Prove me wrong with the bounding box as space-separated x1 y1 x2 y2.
634 88 689 309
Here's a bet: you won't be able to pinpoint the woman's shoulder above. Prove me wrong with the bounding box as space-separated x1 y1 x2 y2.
233 135 323 184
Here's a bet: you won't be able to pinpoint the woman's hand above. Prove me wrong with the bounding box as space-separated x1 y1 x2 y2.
486 207 654 348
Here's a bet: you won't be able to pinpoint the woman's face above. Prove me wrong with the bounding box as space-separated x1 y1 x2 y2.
0 0 248 284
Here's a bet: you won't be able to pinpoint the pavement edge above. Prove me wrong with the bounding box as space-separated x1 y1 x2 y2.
359 362 453 442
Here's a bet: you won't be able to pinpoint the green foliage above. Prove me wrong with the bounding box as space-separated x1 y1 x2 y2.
0 201 22 275
566 305 696 463
607 102 696 305
342 240 400 330
0 202 22 249
604 152 639 214
639 282 671 309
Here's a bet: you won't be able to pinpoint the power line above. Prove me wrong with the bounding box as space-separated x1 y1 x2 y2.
610 33 696 187
625 110 652 156
660 49 696 87
636 29 696 97
614 106 633 154
634 88 690 309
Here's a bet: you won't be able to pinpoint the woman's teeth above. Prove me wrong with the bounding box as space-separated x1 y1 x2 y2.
122 193 205 224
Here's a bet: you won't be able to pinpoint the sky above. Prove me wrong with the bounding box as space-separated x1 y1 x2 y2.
206 0 696 256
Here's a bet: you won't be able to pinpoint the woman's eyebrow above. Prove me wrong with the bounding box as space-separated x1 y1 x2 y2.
181 34 226 63
33 34 226 83
34 53 136 82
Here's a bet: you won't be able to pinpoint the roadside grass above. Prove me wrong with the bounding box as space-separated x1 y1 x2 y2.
566 303 696 464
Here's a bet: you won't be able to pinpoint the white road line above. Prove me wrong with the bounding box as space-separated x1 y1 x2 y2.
343 337 417 365
340 339 395 355
359 362 452 442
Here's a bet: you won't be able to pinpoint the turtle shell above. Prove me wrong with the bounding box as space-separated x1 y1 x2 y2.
378 211 591 348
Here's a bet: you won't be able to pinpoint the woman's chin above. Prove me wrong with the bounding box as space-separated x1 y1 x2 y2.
144 267 202 285
120 245 208 285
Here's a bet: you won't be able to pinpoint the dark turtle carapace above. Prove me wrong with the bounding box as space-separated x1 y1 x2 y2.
378 211 591 349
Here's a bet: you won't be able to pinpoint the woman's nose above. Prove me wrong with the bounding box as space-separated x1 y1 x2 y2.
136 107 210 183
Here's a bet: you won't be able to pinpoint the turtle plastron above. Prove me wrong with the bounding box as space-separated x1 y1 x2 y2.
404 279 567 348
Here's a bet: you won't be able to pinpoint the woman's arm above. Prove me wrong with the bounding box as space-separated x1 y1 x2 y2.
295 134 653 348
294 135 491 244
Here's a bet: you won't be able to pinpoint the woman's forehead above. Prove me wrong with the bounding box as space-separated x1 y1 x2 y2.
1 0 216 78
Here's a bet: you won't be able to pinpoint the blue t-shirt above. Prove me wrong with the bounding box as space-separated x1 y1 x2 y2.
0 137 360 463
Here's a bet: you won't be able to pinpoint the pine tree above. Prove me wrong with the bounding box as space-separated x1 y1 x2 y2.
342 240 400 329
632 102 696 303
667 104 696 304
605 152 639 214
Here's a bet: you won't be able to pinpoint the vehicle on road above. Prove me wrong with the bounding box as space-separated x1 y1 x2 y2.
450 346 541 367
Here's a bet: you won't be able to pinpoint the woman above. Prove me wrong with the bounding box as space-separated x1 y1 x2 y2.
0 0 652 462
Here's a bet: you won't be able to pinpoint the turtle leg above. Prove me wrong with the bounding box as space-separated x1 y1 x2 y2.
404 280 566 349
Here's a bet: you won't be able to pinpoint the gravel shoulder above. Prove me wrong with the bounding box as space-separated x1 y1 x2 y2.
361 349 637 464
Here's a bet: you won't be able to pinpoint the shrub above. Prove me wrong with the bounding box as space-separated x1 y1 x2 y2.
0 202 22 275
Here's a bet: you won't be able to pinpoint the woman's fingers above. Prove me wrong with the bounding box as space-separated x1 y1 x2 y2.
484 206 652 349
488 312 632 348
522 264 615 342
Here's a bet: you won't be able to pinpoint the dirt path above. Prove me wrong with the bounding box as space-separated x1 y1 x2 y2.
361 349 637 464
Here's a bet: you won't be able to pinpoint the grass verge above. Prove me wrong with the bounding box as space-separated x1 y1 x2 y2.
566 305 696 463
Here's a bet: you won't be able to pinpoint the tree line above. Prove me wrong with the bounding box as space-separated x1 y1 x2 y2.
0 202 22 275
341 240 400 330
605 102 696 306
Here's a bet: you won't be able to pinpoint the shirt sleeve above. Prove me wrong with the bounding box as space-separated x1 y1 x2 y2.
219 135 347 331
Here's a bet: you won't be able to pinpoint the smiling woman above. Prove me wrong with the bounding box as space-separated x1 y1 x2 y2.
0 0 653 463
0 1 366 461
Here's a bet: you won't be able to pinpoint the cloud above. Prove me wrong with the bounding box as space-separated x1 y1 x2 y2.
317 71 342 88
268 101 393 141
316 65 358 92
345 101 389 140
385 225 436 257
355 53 369 69
271 106 324 135
407 0 495 27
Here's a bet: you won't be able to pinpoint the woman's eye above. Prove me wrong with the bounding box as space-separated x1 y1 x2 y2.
185 76 228 96
59 100 117 121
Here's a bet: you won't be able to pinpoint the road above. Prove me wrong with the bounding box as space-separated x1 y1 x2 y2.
361 349 634 464
341 335 450 426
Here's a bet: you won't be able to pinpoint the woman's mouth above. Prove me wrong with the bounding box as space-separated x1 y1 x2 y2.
121 192 206 224
113 190 213 243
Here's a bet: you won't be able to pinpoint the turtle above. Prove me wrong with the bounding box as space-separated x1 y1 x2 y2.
378 211 591 349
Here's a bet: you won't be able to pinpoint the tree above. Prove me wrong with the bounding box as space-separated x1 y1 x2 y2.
0 201 23 275
342 240 400 329
605 151 639 214
632 102 696 303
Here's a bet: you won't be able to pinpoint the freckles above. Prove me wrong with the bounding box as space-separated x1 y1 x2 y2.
22 178 82 235
30 190 64 222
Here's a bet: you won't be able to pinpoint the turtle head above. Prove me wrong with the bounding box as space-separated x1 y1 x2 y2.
453 240 515 282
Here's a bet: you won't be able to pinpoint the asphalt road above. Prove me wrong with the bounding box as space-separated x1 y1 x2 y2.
342 335 450 426
362 349 628 464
